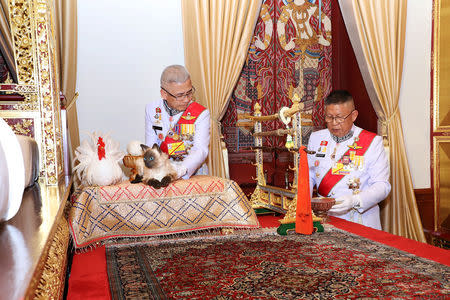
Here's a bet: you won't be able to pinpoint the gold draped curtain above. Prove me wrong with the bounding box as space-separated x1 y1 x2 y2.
338 0 426 242
0 0 17 82
181 0 262 178
54 0 79 168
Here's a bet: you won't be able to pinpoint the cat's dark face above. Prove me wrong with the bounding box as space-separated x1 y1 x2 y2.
141 144 163 169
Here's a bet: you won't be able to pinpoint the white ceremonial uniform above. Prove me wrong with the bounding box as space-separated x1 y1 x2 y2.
307 125 391 230
145 99 210 179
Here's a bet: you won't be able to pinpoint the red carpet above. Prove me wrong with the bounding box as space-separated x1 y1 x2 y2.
328 216 450 266
67 215 450 299
67 246 110 300
257 214 450 266
106 228 449 298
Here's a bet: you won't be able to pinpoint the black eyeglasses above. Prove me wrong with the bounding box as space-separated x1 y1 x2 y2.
325 110 355 124
161 86 195 101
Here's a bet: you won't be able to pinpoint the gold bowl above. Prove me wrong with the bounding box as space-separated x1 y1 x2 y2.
311 197 335 222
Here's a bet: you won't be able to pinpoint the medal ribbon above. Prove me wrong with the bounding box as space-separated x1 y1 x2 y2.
317 130 376 197
160 102 206 155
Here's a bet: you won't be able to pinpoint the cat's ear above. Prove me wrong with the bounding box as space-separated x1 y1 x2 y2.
152 143 162 154
140 144 149 151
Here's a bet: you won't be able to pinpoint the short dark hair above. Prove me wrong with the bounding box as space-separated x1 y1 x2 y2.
325 90 354 106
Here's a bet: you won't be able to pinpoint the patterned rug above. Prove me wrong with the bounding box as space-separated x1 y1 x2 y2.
105 228 449 299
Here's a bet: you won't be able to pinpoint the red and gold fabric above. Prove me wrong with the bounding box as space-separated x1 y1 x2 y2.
160 102 206 157
318 130 376 197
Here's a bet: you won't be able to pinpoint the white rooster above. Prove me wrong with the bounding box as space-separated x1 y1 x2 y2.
73 132 125 186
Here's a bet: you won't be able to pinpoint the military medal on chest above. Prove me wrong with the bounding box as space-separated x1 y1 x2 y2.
172 125 180 141
331 136 366 175
315 140 328 157
180 112 196 141
181 112 195 121
347 136 365 171
314 160 320 178
154 107 162 124
348 137 362 151
166 125 187 157
152 107 163 135
348 177 361 194
331 146 337 160
180 123 195 141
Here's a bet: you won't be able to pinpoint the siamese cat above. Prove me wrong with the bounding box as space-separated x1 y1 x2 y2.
131 143 178 189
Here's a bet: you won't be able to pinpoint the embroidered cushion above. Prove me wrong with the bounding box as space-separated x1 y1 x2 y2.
69 175 259 249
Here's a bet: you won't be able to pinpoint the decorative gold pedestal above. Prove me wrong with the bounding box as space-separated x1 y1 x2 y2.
240 94 319 225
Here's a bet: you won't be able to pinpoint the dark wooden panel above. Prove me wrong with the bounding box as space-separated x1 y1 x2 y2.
414 188 434 232
0 94 24 102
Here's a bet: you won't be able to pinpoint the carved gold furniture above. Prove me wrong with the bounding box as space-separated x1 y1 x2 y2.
0 178 72 299
0 0 65 186
431 0 450 248
237 94 320 225
0 0 72 299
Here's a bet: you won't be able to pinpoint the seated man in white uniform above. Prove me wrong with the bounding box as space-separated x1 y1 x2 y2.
145 65 210 179
307 90 391 230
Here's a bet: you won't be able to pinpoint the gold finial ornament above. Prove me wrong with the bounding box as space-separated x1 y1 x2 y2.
254 102 261 114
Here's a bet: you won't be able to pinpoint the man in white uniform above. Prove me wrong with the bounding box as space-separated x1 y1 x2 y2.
145 65 210 179
307 90 391 229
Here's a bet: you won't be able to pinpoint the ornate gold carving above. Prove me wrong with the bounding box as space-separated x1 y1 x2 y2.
250 185 262 207
3 72 14 83
15 93 39 111
433 0 450 236
246 95 308 220
5 0 64 185
26 217 70 300
433 0 450 132
23 178 73 300
12 118 33 135
433 136 450 232
0 117 36 137
280 196 297 224
10 0 36 85
35 0 63 184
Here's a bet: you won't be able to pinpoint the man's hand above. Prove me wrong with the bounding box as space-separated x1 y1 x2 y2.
329 194 360 215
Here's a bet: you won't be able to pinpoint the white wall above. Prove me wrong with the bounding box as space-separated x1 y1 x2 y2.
76 0 184 151
399 1 432 188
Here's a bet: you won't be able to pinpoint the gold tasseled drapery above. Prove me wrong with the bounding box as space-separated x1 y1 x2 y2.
181 0 262 178
54 0 79 169
338 0 426 242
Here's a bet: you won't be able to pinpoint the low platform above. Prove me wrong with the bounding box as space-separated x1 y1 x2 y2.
69 175 260 249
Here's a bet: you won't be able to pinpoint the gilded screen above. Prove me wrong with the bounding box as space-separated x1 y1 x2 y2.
435 1 450 131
